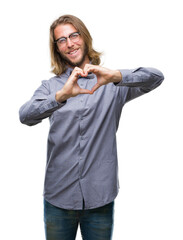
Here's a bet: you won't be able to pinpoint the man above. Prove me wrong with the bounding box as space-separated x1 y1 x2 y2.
19 14 164 240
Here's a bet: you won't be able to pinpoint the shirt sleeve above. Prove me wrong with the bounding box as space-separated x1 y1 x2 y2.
114 67 164 103
19 80 66 126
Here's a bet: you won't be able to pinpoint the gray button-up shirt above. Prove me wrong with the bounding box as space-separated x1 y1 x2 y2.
19 67 164 210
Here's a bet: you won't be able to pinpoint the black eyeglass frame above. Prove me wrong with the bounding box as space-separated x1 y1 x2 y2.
54 32 81 44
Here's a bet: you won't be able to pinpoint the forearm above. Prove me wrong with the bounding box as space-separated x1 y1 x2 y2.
55 88 71 103
114 67 164 103
19 92 66 126
108 70 123 84
115 67 164 89
19 79 67 126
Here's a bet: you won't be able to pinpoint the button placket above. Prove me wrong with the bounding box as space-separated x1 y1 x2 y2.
78 78 87 180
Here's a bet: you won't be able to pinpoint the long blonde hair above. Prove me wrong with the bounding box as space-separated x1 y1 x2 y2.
50 15 102 75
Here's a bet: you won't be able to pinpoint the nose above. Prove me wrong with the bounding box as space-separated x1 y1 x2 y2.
67 38 74 48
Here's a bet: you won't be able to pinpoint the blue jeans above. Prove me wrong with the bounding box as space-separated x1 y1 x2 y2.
44 199 114 240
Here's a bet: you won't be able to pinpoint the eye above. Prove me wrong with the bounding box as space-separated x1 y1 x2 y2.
70 32 80 40
57 38 66 44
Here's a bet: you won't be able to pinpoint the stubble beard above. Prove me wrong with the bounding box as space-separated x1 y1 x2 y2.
60 45 88 68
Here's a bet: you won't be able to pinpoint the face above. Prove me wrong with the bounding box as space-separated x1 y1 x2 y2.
54 23 89 69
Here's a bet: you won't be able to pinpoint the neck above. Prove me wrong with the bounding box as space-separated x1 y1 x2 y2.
79 56 90 69
68 55 90 70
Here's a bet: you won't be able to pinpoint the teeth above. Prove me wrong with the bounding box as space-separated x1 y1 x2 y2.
69 50 78 55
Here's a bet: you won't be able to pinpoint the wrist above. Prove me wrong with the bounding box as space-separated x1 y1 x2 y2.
55 89 70 103
112 70 122 83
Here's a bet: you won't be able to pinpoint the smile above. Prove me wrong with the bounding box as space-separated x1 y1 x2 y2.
68 49 78 55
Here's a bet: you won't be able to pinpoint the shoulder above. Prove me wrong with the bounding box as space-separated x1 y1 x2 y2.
43 73 67 85
40 73 68 93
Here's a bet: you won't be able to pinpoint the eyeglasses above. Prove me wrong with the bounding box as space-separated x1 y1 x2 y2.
54 32 80 47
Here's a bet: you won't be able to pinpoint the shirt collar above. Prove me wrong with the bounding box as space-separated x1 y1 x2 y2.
64 67 95 79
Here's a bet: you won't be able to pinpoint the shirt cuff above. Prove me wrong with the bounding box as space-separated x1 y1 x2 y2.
113 69 132 86
39 93 67 114
49 92 67 107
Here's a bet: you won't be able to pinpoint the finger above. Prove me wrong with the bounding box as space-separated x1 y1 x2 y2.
74 67 90 78
83 63 92 73
83 64 99 75
79 88 93 94
79 71 88 78
71 68 85 81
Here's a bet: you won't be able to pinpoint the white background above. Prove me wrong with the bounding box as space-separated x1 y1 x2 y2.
0 0 182 239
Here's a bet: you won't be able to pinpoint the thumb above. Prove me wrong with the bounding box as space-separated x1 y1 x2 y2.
79 88 93 95
91 83 101 93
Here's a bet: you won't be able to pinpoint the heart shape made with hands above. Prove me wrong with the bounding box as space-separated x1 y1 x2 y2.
70 64 118 94
56 64 121 102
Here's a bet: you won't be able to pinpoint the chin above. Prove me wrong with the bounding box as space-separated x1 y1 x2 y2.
60 45 88 68
66 55 87 68
68 57 81 66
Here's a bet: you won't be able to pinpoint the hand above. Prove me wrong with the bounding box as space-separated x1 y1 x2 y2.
56 67 93 103
83 64 122 93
